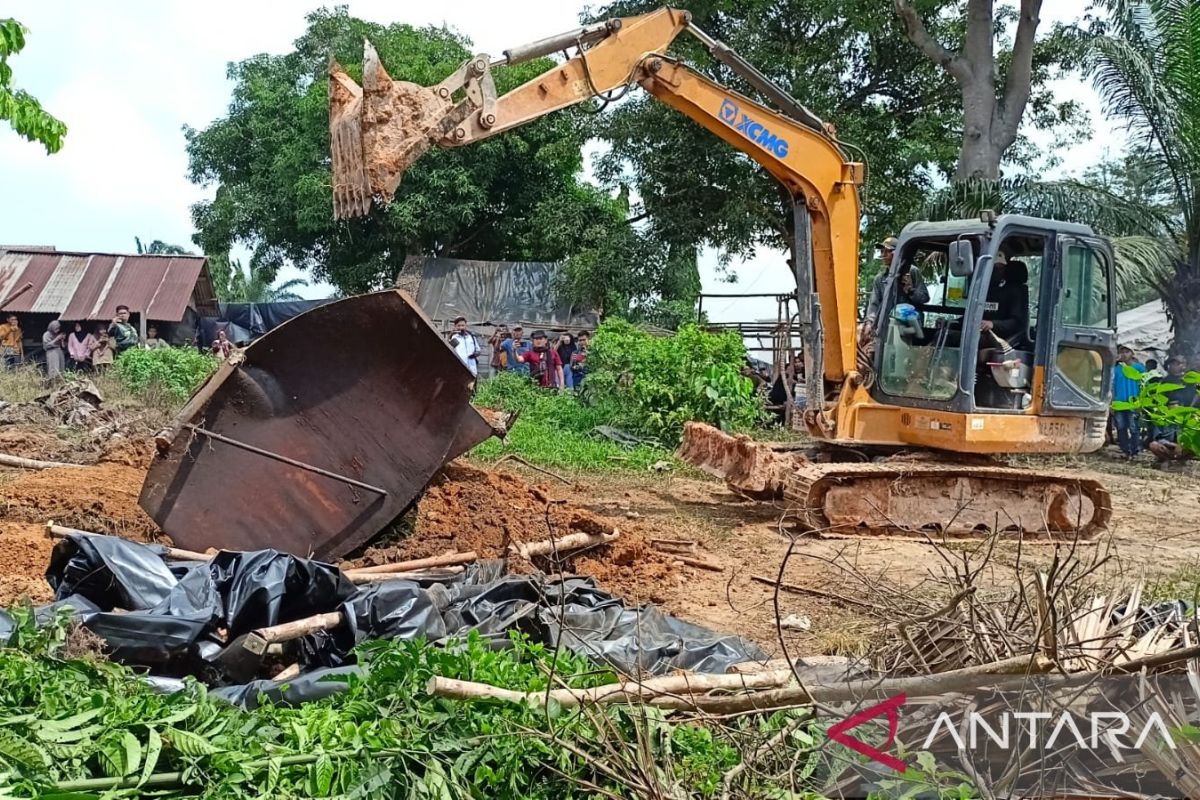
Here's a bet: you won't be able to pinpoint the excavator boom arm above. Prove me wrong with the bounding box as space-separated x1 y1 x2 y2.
329 7 862 384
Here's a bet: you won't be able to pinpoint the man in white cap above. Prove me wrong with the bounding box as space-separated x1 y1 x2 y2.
860 236 929 343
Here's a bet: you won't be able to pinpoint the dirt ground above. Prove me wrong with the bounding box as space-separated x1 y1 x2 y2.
3 406 1200 659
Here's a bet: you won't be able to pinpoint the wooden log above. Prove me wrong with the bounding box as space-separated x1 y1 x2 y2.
649 538 697 551
427 669 792 708
728 655 851 675
673 554 723 572
46 523 213 561
274 663 302 682
428 656 1054 713
350 566 464 584
244 612 345 654
1 453 85 471
344 551 477 576
511 530 618 559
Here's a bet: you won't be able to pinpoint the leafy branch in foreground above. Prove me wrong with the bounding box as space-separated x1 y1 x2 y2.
0 19 67 153
0 613 821 798
1112 366 1200 456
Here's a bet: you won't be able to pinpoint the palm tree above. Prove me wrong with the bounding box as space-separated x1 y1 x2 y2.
1089 0 1200 357
134 237 190 255
923 0 1200 357
212 256 309 303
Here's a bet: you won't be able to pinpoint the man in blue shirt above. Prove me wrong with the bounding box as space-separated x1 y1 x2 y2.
1111 345 1146 458
501 325 531 375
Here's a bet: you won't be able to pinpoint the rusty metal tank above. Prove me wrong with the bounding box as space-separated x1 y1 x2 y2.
139 290 498 560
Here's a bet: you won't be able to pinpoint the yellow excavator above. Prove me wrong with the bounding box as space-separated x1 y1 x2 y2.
328 8 1116 538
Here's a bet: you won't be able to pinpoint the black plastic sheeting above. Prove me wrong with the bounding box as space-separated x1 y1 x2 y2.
197 299 335 346
2 534 765 707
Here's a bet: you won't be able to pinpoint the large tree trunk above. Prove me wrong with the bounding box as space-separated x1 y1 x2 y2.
1164 266 1200 363
895 0 1043 181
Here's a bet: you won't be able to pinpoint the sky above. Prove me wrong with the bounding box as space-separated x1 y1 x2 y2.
1 1 1128 328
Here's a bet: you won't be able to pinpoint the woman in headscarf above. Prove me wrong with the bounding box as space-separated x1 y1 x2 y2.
67 321 95 372
556 332 576 389
42 320 66 381
90 323 114 373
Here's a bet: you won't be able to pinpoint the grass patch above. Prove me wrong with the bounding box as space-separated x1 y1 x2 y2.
1143 560 1200 604
0 365 50 405
472 373 672 473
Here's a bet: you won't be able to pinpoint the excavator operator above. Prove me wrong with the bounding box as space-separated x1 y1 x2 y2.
980 252 1030 348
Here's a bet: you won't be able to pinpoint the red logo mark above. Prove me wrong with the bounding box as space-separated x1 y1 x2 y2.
826 693 907 772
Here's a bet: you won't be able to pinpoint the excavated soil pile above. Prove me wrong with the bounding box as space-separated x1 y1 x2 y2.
0 522 54 607
2 462 160 541
352 463 679 603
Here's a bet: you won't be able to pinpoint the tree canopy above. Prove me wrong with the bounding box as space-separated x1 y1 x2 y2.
0 19 66 153
586 0 1086 272
208 255 309 303
185 7 666 309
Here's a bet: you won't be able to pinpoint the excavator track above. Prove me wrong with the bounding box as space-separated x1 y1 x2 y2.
679 423 1112 539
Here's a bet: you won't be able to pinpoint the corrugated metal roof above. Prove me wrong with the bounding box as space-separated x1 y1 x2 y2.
0 248 218 321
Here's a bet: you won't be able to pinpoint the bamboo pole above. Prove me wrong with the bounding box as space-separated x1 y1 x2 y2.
344 551 477 576
511 530 618 559
0 453 85 471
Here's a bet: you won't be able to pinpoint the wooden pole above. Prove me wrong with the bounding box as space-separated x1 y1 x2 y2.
349 567 464 584
427 669 793 708
46 523 213 561
511 531 618 559
0 453 85 471
245 612 345 654
672 555 723 572
344 551 477 576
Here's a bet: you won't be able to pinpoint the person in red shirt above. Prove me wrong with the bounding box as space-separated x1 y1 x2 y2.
518 330 564 389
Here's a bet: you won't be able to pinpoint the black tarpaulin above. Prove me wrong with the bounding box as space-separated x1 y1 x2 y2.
415 258 598 330
18 533 766 705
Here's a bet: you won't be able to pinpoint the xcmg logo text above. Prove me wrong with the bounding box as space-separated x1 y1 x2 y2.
718 98 789 158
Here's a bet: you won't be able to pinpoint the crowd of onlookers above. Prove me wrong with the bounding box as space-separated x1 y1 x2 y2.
0 306 241 383
447 316 589 390
1111 346 1197 466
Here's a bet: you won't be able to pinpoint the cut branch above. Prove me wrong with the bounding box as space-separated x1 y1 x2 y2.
1 452 85 471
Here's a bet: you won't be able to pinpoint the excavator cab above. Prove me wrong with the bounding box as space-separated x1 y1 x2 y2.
869 215 1116 451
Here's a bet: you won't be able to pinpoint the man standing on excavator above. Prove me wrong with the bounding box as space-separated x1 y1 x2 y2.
859 236 929 344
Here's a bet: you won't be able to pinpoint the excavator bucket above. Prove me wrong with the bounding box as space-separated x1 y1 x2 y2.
139 290 501 560
329 43 463 219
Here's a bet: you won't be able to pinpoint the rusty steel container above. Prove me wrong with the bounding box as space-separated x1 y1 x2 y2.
139 290 496 560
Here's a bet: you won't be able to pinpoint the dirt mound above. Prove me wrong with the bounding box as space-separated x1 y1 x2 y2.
351 463 681 603
0 428 71 462
0 522 54 606
98 437 156 470
2 463 160 540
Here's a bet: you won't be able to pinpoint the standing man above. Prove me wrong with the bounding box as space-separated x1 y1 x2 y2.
859 236 929 343
1111 345 1146 459
0 313 23 369
518 330 564 389
570 330 590 390
448 316 480 377
502 325 531 374
108 305 140 354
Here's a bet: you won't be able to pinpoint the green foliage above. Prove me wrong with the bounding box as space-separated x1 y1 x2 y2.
207 254 309 303
134 238 191 256
185 8 648 301
1112 367 1200 456
587 0 1085 270
586 320 763 444
1085 0 1200 355
112 347 218 401
471 372 668 471
0 621 817 798
0 19 66 154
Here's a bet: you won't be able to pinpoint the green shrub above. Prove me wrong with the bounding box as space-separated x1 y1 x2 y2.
112 347 219 400
1112 366 1200 455
472 372 667 471
585 320 762 444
